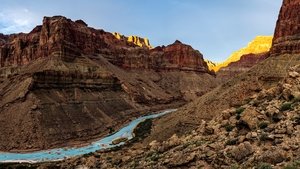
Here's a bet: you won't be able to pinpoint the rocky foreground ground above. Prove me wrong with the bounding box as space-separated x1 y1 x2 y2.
8 66 299 169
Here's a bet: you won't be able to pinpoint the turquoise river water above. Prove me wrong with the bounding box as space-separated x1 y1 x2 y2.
0 109 177 163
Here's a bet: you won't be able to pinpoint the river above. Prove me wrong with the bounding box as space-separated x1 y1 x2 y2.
0 109 177 163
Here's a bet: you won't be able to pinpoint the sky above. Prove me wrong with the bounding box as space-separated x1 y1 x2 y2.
0 0 282 62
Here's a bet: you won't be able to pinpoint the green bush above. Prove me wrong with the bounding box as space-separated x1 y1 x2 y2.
235 107 245 120
230 164 240 169
284 160 300 169
224 123 235 132
292 96 300 103
225 138 238 146
235 107 245 115
257 163 273 169
280 102 292 111
294 116 300 125
259 133 269 142
258 121 269 129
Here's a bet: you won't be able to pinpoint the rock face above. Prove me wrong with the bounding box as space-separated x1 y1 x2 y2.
0 16 131 67
0 16 212 74
217 52 269 82
113 32 152 48
205 59 218 71
271 0 300 56
0 16 218 151
150 40 211 73
211 36 273 72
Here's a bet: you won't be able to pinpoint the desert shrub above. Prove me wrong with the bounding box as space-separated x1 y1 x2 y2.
259 133 269 142
280 102 292 111
293 116 300 125
235 107 245 120
258 121 269 129
147 151 160 162
292 96 300 103
224 123 235 132
284 160 300 169
83 152 94 158
257 163 273 169
225 138 238 146
230 164 240 169
132 119 152 142
235 107 245 115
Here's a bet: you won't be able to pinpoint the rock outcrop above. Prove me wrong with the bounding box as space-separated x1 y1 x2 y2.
205 59 218 71
150 40 211 73
271 0 300 56
113 32 152 48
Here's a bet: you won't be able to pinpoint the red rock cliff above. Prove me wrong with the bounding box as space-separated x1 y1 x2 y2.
150 40 210 72
271 0 300 56
0 16 212 74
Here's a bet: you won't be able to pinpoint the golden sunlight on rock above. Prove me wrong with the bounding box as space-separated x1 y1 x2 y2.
208 36 273 72
113 32 152 48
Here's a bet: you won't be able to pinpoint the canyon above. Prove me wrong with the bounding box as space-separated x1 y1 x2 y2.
3 0 300 168
0 16 218 152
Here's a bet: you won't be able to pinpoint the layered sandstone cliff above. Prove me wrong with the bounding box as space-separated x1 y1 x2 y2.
0 16 212 74
271 0 300 56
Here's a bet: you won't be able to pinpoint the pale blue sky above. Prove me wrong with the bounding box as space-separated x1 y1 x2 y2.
0 0 282 62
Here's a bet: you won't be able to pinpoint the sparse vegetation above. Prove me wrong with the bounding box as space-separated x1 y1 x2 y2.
230 164 240 169
235 107 245 120
280 102 293 111
284 160 300 169
259 133 269 142
224 123 235 132
257 163 273 169
235 107 245 115
0 163 39 169
132 119 153 142
293 116 300 125
258 121 269 129
147 151 161 162
292 96 300 103
225 138 238 146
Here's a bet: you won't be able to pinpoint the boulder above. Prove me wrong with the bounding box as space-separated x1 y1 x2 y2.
240 107 260 130
229 141 254 161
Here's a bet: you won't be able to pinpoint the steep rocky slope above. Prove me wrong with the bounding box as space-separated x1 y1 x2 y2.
142 0 300 144
0 16 218 151
217 52 269 82
37 67 300 168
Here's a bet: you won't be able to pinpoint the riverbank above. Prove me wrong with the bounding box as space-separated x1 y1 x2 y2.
0 108 178 164
2 101 184 154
